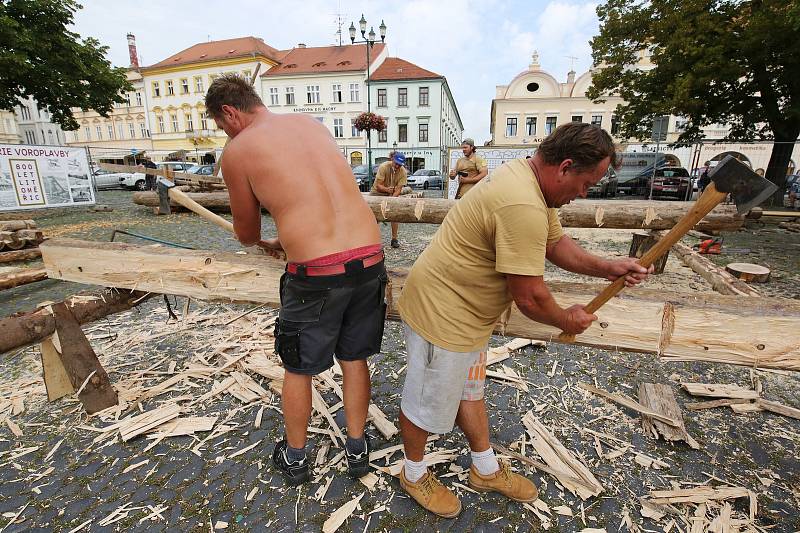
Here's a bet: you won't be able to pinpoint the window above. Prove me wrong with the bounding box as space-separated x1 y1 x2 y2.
157 115 165 133
201 112 208 130
332 84 343 103
545 116 557 135
106 124 113 138
591 115 602 127
25 130 35 144
180 78 189 94
96 125 103 140
378 127 387 142
611 115 620 135
526 117 537 136
84 127 91 141
285 87 295 105
506 117 517 137
195 77 204 93
377 89 387 108
419 87 429 106
117 123 124 139
306 85 320 104
171 114 179 132
140 122 148 138
398 88 407 107
124 93 131 106
419 123 428 142
398 123 407 143
48 131 54 144
571 115 583 123
349 83 360 102
129 122 135 138
152 81 161 97
185 113 193 131
19 106 30 120
269 87 279 105
135 92 142 106
351 119 359 137
333 118 344 138
243 70 251 81
166 80 174 96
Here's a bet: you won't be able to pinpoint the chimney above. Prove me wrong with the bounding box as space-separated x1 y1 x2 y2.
567 70 576 84
297 43 307 48
127 33 139 69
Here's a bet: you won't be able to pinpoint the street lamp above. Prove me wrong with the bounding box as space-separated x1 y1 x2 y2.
350 14 386 189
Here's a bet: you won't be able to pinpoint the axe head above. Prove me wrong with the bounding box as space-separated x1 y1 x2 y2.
709 155 778 214
156 177 175 215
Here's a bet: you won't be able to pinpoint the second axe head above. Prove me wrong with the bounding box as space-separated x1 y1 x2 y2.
156 177 176 215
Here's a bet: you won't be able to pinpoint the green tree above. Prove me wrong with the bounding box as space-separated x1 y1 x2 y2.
0 0 131 131
588 0 800 205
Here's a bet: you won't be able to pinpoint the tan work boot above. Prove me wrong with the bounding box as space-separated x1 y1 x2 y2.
468 460 538 502
399 468 462 518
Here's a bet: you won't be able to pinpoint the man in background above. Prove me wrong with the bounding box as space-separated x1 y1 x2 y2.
370 151 408 248
449 138 488 199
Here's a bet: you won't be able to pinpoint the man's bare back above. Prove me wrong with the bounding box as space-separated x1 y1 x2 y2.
221 110 380 262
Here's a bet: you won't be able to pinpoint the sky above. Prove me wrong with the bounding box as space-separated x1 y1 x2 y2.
71 0 602 143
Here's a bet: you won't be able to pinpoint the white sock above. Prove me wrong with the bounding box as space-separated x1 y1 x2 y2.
471 447 499 475
403 455 428 483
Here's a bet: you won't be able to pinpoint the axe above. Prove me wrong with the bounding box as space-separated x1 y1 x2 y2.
156 177 234 234
560 155 776 342
156 177 286 260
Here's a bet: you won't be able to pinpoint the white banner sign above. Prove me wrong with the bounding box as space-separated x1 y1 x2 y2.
0 144 95 211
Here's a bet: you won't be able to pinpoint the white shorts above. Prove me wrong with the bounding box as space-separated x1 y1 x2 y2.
400 322 487 434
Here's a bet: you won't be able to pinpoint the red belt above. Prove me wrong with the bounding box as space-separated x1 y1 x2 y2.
286 251 384 276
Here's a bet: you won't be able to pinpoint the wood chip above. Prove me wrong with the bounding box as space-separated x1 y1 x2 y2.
322 492 364 533
579 382 680 427
680 383 759 400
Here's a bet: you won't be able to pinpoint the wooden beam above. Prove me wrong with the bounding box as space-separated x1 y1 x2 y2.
0 267 47 290
39 239 800 370
0 288 153 354
0 248 42 264
131 192 745 232
671 241 761 296
98 162 225 188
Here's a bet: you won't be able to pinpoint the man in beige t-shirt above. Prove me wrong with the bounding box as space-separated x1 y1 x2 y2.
449 138 488 199
370 152 408 248
395 123 652 517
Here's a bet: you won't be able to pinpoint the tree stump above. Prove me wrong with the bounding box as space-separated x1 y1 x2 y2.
725 263 770 283
629 231 669 274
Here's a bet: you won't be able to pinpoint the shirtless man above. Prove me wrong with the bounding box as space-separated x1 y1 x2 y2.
205 74 386 485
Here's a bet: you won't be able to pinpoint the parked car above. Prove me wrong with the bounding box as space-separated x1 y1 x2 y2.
187 164 216 176
588 168 618 197
157 161 194 172
92 168 144 190
407 169 443 190
352 164 380 192
651 167 692 199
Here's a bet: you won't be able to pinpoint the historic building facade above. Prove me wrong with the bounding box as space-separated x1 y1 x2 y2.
0 111 20 145
14 96 67 146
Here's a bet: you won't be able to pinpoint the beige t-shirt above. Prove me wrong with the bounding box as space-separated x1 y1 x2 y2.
454 153 488 198
370 161 407 195
399 158 563 352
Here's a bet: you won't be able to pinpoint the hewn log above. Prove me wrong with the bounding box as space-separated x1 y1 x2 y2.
726 263 771 283
0 220 36 231
0 288 152 354
132 192 745 232
671 242 761 297
629 232 668 274
39 239 800 370
0 268 47 290
0 248 42 264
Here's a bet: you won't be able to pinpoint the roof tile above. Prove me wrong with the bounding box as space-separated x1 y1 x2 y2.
144 36 283 70
370 57 442 81
262 44 385 76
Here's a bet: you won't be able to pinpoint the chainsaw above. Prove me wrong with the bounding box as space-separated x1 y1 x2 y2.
693 237 723 254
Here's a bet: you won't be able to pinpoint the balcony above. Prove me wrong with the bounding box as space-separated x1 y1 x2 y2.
185 129 216 144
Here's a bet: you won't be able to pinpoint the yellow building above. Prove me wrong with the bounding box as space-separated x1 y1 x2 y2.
140 36 283 160
66 68 153 161
0 110 20 144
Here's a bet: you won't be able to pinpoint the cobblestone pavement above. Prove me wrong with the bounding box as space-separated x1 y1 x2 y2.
0 189 798 532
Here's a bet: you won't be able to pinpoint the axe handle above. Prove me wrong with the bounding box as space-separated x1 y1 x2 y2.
559 183 728 342
168 187 234 234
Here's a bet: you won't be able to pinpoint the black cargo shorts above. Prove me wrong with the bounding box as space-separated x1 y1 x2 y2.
274 260 388 375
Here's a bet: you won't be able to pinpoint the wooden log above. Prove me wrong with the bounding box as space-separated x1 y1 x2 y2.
49 302 118 414
671 241 761 297
131 192 746 232
0 248 42 264
39 239 800 370
0 267 47 290
638 383 700 449
0 288 153 354
0 220 36 231
778 221 800 233
629 232 668 274
725 263 770 283
0 231 25 250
